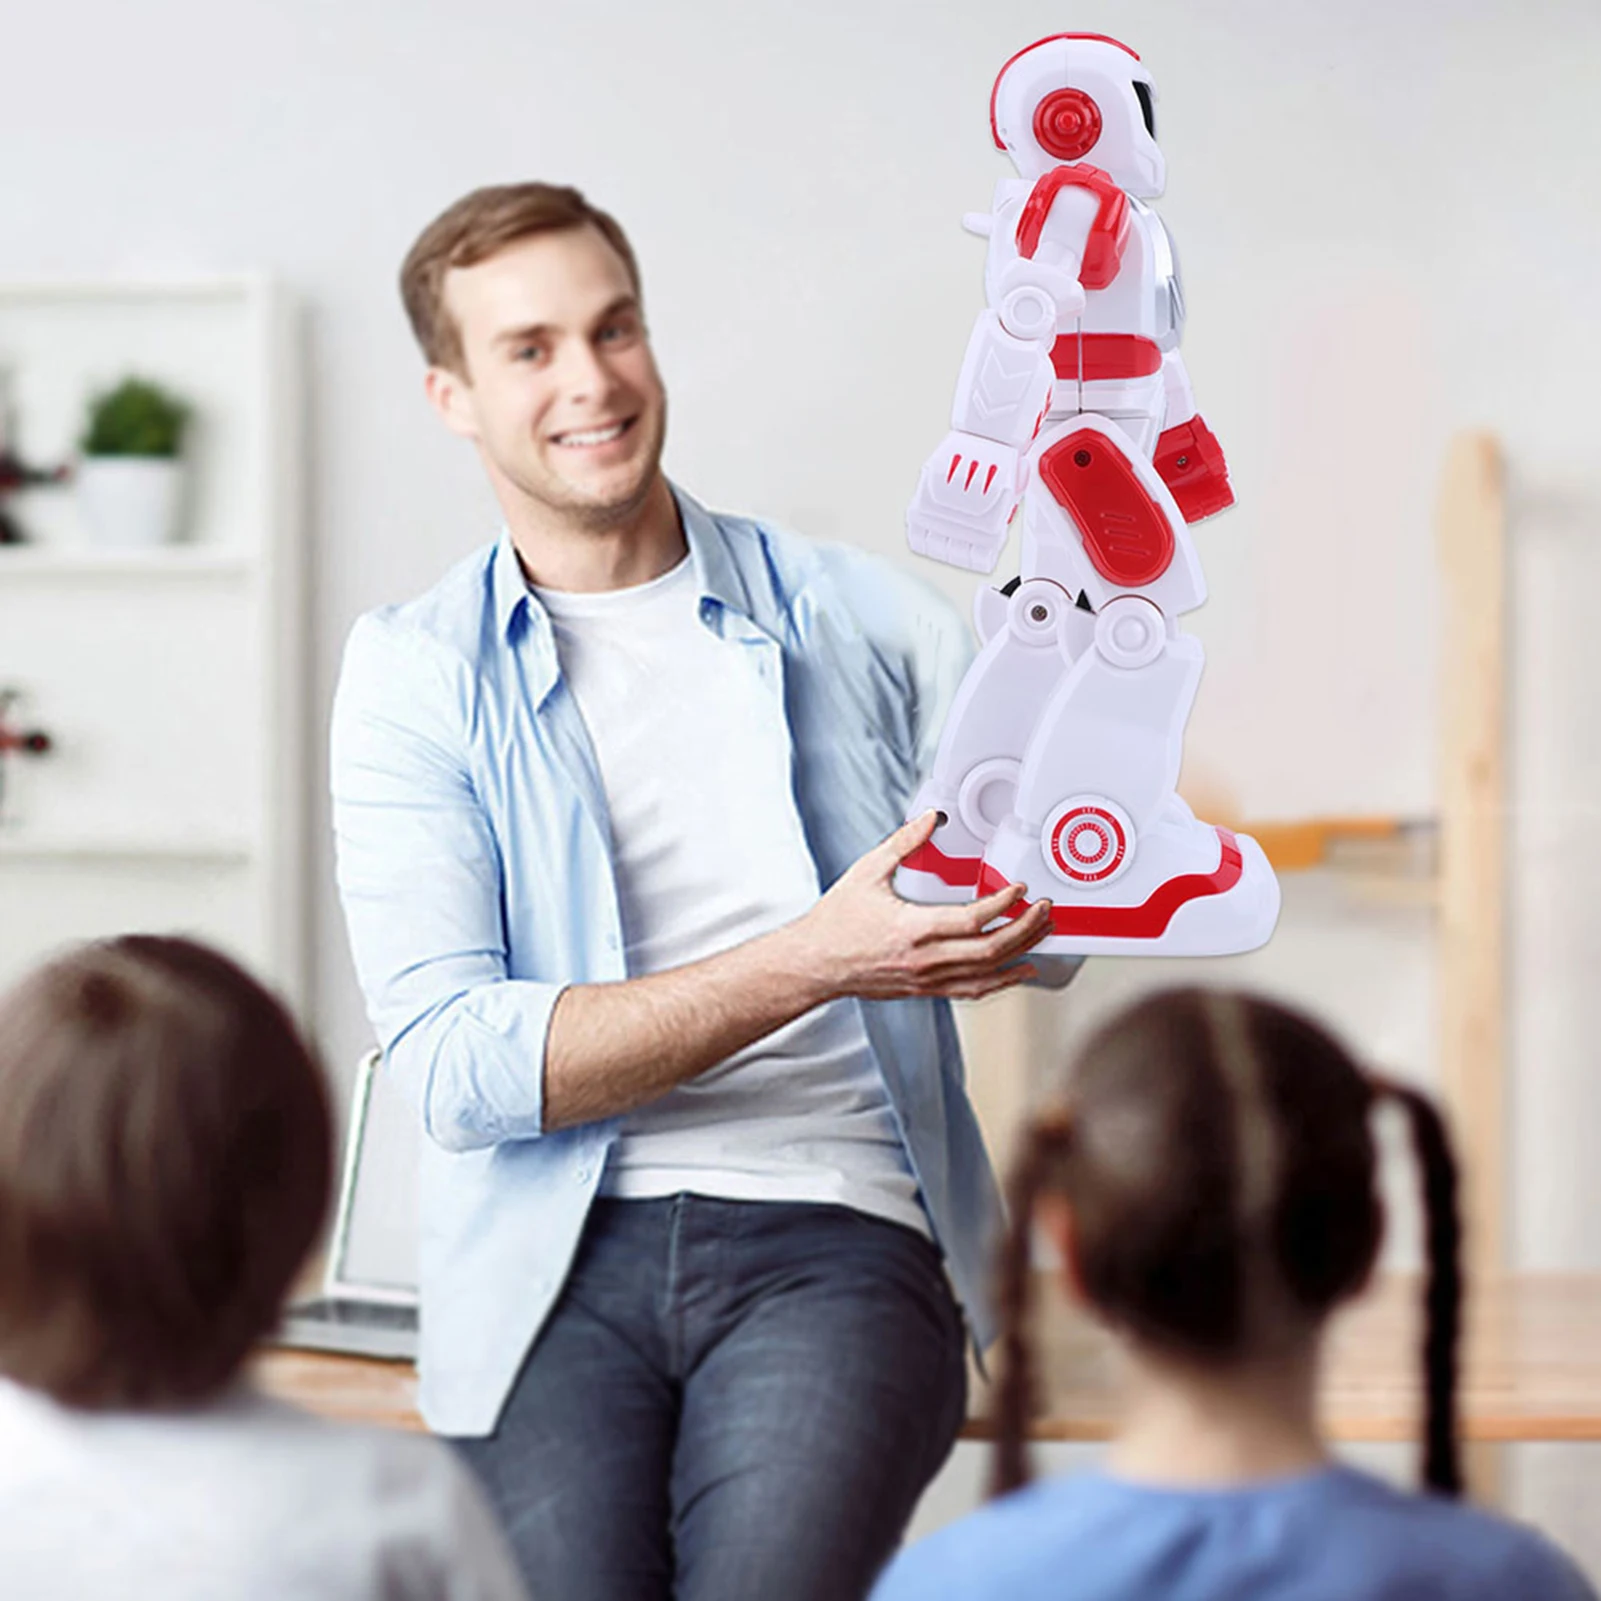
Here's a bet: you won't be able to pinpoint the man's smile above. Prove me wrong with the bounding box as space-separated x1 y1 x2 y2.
549 417 636 449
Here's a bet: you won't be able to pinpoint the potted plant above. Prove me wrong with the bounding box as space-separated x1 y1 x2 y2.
76 377 191 548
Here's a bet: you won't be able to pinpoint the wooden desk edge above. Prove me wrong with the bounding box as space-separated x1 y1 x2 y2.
256 1349 1601 1447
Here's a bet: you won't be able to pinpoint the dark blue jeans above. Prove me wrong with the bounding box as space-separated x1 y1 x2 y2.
452 1195 968 1601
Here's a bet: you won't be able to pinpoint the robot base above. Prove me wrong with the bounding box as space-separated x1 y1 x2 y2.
894 851 983 906
978 804 1280 957
892 775 1012 906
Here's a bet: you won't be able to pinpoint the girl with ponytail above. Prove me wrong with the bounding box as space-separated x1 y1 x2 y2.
873 987 1594 1601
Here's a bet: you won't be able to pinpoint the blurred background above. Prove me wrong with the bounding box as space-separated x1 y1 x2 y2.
2 0 1597 1563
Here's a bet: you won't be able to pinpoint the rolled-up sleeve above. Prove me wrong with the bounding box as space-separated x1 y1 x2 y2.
814 540 976 783
330 613 561 1151
899 573 975 783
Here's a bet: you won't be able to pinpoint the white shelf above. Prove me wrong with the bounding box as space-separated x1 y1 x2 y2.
0 273 306 1012
0 545 254 578
0 276 263 304
0 833 255 863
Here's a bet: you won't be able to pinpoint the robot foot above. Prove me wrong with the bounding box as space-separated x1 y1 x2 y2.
978 798 1280 957
892 787 988 905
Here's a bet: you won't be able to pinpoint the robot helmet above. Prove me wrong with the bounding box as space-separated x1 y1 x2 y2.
990 33 1164 198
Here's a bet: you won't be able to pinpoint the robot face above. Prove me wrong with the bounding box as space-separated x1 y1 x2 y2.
990 33 1165 197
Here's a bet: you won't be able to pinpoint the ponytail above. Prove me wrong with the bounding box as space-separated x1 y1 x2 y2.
989 1113 1072 1499
990 993 1465 1505
1373 1076 1464 1496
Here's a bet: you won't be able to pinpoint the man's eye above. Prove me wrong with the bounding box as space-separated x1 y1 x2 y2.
514 344 546 362
599 321 636 344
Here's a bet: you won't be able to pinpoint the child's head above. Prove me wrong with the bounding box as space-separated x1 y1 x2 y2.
0 936 332 1410
994 986 1461 1496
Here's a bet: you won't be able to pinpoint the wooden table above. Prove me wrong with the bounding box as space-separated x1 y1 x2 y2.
253 1273 1601 1445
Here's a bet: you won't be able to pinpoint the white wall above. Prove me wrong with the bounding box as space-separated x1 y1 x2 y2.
6 0 1600 1568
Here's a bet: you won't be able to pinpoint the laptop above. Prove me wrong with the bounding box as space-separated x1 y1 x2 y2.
274 1049 420 1361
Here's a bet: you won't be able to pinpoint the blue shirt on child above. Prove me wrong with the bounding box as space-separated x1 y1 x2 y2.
871 1462 1595 1601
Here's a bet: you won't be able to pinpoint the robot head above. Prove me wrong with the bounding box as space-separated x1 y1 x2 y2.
990 33 1164 198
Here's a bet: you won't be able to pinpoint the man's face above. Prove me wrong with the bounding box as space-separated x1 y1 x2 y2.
427 224 666 528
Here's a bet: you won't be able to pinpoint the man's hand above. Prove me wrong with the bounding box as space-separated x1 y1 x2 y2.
543 813 1052 1129
788 810 1053 1003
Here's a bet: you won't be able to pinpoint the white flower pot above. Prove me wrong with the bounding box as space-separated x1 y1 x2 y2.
76 457 185 548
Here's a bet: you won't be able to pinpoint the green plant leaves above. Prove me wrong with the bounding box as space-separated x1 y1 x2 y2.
81 377 189 458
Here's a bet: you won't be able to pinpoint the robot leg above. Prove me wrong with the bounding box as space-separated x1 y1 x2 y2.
975 417 1278 955
893 575 1090 904
980 620 1279 955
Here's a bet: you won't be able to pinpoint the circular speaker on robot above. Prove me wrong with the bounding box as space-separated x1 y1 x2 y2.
1032 88 1103 162
1042 795 1136 887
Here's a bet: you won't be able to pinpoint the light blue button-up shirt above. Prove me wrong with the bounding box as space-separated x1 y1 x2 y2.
330 485 1003 1436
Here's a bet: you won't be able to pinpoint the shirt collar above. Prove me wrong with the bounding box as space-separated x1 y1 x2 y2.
491 480 759 647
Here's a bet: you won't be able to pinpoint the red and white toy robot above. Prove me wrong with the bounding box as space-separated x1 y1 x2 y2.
894 32 1280 956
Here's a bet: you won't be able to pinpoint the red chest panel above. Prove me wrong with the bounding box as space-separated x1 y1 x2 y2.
1048 332 1163 382
1015 164 1131 291
1037 428 1175 588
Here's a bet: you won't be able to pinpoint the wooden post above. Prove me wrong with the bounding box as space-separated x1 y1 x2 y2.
1435 430 1507 1504
956 986 1045 1187
1436 431 1507 1279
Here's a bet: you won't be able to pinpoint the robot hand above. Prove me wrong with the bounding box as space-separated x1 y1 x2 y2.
907 431 1022 574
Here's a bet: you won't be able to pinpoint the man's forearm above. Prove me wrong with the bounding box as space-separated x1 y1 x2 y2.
541 921 834 1131
540 810 1051 1133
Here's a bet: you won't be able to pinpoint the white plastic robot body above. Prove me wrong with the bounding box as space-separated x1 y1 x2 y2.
896 31 1280 958
910 164 1172 572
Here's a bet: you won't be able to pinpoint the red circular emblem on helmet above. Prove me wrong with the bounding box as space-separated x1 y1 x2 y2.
1032 88 1103 161
1048 805 1126 883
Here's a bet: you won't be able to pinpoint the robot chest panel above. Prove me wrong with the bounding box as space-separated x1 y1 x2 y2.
1080 252 1156 336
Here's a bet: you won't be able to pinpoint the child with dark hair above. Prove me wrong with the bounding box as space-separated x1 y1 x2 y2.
872 987 1595 1601
0 935 528 1599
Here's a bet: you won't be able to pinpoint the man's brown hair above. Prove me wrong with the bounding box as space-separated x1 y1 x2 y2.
400 182 642 374
0 936 332 1410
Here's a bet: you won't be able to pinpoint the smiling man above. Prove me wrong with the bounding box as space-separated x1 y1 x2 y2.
330 183 1052 1601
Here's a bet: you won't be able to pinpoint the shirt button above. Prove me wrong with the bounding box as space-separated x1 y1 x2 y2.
576 1165 593 1184
605 933 619 951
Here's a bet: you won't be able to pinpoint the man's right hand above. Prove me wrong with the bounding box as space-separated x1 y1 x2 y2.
544 812 1052 1130
788 810 1053 1004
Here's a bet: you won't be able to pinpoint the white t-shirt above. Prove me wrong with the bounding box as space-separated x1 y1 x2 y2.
534 554 928 1238
0 1377 528 1600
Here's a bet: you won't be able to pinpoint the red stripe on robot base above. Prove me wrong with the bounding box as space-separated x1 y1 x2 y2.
901 840 983 888
1015 165 1130 290
977 828 1244 938
1037 427 1175 587
1049 333 1163 382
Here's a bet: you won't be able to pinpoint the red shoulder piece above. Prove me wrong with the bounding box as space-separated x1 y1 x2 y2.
1153 416 1235 523
1014 164 1130 291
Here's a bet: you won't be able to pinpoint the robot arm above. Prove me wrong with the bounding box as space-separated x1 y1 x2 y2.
907 309 1057 575
992 177 1104 333
907 181 1103 575
1151 349 1234 522
948 312 1055 445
